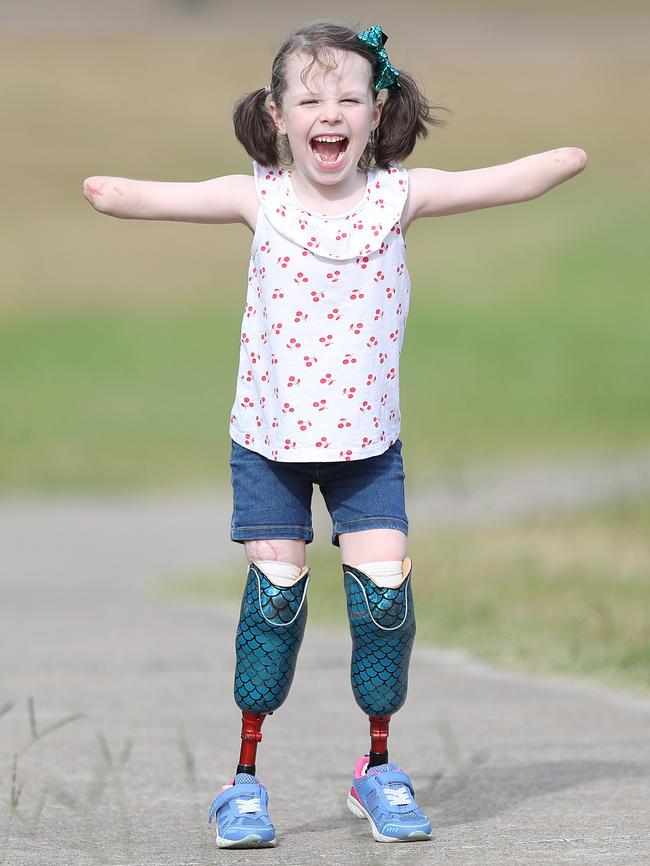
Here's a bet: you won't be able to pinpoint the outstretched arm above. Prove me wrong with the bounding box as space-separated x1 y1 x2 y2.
404 147 587 225
82 174 258 228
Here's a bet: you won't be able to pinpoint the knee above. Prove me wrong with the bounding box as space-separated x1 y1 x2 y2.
245 538 306 568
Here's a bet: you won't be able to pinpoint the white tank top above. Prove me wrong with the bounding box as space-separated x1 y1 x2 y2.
229 161 410 462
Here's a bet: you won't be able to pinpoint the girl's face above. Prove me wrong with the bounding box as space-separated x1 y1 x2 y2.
269 49 382 188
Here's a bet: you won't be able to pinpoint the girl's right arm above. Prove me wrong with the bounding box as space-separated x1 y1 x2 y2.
82 174 258 229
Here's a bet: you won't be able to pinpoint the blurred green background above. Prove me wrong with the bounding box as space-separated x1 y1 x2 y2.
2 0 648 689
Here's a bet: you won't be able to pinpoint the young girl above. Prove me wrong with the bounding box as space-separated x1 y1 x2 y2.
84 21 586 849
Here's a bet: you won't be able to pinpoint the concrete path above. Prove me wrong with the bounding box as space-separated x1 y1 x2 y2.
2 462 650 865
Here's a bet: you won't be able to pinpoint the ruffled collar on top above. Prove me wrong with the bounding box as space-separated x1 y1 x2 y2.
253 161 408 261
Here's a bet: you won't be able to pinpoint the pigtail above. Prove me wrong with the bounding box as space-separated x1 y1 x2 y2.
233 88 280 167
373 71 448 168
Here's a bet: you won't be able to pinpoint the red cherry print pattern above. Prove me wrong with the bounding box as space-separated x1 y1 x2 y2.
386 367 396 380
396 303 403 316
297 418 312 431
243 369 253 383
283 439 296 450
286 337 302 350
310 290 324 302
278 256 290 269
337 418 351 429
360 401 372 412
361 437 373 449
370 224 382 237
260 331 268 344
271 353 278 365
294 271 309 285
389 409 397 422
378 352 387 364
250 351 259 365
271 289 285 300
335 230 348 241
396 263 405 277
389 329 400 342
373 308 384 321
260 396 267 408
313 399 327 412
276 204 287 218
315 436 330 449
303 355 317 367
244 433 255 446
240 396 255 409
366 336 378 349
245 304 256 318
287 375 301 388
372 415 380 428
342 387 357 400
327 308 341 321
385 285 395 299
260 241 271 253
339 449 353 461
353 219 364 231
294 310 308 323
271 450 279 461
306 236 320 249
319 334 333 347
349 288 365 301
271 322 283 335
298 217 307 230
342 353 357 365
366 373 377 386
271 418 279 428
261 370 270 383
326 270 341 282
355 255 369 269
349 322 363 335
282 402 295 414
380 393 388 406
320 372 334 386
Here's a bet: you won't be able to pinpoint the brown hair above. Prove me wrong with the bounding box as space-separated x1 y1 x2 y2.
233 21 447 169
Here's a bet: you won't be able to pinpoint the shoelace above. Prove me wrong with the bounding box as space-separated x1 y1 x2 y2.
236 796 261 814
383 785 412 807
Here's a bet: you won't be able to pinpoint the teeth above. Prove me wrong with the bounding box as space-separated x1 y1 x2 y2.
312 135 347 142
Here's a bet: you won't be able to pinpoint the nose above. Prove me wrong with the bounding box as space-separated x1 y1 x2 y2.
319 99 343 124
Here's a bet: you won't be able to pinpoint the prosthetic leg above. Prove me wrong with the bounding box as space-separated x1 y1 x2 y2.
344 559 431 842
343 558 415 766
233 562 310 774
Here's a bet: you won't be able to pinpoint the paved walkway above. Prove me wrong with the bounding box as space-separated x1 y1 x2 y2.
2 460 650 865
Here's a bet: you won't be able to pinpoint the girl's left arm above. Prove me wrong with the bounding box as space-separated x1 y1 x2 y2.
403 147 587 224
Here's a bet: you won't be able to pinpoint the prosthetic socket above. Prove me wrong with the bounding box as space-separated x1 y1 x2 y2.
344 560 416 718
234 562 309 715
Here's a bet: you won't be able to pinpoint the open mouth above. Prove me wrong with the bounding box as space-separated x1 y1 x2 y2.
310 135 349 168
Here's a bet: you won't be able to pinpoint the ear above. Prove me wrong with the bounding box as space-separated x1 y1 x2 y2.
268 101 286 135
370 98 383 132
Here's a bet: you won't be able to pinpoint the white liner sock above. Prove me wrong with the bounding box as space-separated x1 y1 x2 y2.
356 560 406 588
253 560 306 587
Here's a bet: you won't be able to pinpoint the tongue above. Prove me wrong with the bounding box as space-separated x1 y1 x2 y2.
312 140 344 163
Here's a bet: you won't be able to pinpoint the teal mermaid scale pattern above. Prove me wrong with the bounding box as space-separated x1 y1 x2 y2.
234 564 309 714
344 564 415 717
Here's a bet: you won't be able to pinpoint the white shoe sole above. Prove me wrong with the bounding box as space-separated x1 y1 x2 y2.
216 831 276 848
347 794 432 843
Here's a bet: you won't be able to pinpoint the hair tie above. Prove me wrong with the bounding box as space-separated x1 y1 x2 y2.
356 25 400 92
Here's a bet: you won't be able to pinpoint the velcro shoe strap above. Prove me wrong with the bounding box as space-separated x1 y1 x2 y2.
372 770 414 795
208 783 264 823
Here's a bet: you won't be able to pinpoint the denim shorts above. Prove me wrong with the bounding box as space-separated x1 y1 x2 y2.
229 439 408 547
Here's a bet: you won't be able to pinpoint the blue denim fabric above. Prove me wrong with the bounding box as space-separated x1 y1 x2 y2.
229 440 408 547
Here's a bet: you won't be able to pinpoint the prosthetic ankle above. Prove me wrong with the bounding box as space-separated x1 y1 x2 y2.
344 558 415 767
234 561 309 774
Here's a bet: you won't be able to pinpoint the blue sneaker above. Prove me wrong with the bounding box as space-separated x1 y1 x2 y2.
347 755 432 843
208 773 276 848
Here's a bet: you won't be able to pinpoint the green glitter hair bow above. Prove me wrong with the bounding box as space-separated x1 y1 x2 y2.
356 25 400 92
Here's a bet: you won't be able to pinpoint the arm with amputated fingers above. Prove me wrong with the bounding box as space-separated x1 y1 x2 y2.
82 173 258 228
404 147 588 225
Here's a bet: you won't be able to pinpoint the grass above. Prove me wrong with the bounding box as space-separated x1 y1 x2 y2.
166 495 650 694
0 26 649 488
